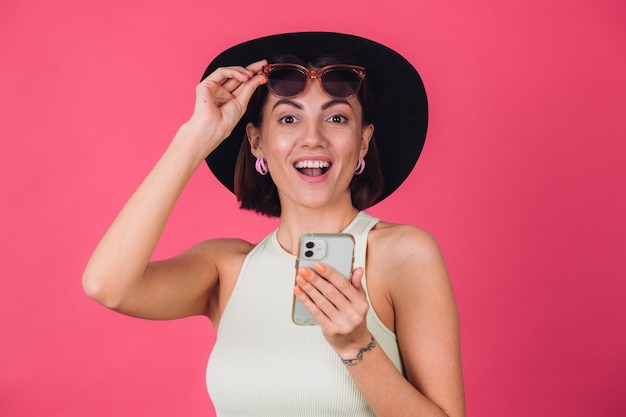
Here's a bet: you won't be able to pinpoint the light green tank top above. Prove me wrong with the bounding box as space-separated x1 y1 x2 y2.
206 212 404 416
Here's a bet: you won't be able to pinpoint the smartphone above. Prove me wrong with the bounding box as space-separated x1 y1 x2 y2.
292 233 355 325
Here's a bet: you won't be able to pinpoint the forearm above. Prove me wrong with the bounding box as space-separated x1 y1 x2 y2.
82 123 215 307
343 341 457 417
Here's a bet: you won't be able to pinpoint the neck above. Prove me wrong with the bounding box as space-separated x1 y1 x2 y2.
275 202 360 255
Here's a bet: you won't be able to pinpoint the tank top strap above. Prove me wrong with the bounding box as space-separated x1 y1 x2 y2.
343 211 379 268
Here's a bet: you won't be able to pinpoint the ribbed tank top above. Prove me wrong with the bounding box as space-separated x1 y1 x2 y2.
206 211 404 416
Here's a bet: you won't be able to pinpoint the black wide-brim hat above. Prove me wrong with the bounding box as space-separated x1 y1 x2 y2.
203 32 428 204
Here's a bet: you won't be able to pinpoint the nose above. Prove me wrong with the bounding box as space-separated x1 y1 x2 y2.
301 120 328 149
300 81 328 149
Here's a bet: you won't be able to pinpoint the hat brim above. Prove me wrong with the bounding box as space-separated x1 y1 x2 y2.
203 32 427 205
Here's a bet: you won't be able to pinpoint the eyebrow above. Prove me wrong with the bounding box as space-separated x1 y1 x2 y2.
272 99 302 111
271 99 353 111
322 100 353 110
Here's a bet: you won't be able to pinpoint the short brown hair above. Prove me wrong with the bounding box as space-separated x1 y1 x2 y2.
234 54 383 218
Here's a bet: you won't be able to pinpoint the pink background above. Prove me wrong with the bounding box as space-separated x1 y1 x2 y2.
1 0 625 415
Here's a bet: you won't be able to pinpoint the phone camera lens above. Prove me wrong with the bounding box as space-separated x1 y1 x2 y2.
305 241 315 249
305 250 314 258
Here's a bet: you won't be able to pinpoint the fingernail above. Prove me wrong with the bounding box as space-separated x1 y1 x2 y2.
296 276 307 286
314 263 326 273
298 268 310 277
294 286 303 296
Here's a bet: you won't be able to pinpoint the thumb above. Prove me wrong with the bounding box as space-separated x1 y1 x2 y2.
351 267 365 290
233 73 266 109
218 74 264 128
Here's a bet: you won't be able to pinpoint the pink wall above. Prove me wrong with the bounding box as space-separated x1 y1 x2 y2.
2 1 625 415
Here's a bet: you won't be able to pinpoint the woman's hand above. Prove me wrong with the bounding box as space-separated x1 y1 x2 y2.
185 59 267 156
294 264 373 358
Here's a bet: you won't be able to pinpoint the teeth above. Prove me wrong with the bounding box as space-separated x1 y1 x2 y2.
294 160 330 169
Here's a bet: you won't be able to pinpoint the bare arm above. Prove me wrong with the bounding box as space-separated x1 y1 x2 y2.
82 61 266 319
295 225 465 416
352 227 465 416
392 229 465 416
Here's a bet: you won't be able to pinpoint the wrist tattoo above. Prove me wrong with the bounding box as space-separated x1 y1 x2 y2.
340 335 377 366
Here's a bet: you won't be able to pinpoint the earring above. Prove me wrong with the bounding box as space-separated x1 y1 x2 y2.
354 157 365 175
255 157 269 175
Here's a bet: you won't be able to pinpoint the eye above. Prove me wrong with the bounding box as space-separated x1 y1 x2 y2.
278 115 299 124
327 114 348 124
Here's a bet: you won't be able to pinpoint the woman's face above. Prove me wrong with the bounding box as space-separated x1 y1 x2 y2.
246 79 374 212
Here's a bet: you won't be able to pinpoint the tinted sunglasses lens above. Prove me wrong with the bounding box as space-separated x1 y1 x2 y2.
267 68 307 97
321 69 361 98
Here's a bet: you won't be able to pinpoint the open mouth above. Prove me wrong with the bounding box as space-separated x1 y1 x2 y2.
294 160 331 177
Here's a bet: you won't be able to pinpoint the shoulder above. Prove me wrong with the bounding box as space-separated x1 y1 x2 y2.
369 221 443 267
188 237 255 260
368 221 450 299
178 237 255 280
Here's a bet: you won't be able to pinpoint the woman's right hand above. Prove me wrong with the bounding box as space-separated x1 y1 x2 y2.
186 59 267 156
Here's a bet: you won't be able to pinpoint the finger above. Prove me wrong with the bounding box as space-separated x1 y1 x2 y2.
295 276 362 334
294 284 334 326
307 265 369 321
245 59 268 74
217 60 268 92
209 72 264 126
230 73 265 108
202 66 254 92
297 267 350 315
220 72 252 93
295 281 340 326
205 65 254 81
312 263 358 298
295 267 369 336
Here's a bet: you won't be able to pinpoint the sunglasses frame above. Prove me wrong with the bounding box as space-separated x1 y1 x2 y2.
262 63 366 100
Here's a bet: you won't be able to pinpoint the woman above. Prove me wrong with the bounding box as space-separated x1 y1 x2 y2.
83 32 465 417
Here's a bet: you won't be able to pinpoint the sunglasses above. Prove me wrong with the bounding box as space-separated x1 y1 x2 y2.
262 63 366 100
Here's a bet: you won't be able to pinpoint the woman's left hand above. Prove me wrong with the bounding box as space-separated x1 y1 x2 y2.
294 264 373 357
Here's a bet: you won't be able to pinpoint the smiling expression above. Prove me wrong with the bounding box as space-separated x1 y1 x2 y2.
246 79 374 211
